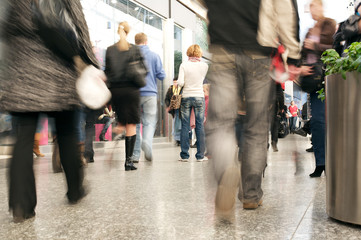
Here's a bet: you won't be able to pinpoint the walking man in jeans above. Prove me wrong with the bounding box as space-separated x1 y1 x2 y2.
203 0 301 211
132 33 165 162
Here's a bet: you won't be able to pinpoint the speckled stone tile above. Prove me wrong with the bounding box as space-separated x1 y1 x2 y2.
0 135 361 239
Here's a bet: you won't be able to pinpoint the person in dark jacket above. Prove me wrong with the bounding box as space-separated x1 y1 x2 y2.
0 0 97 222
105 21 146 171
165 78 182 146
300 0 336 178
203 0 301 211
334 0 361 55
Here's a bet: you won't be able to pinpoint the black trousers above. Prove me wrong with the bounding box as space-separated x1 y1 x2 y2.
271 114 280 144
9 111 84 213
84 109 98 160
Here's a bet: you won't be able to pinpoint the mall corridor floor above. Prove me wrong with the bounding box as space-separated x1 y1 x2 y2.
0 135 361 239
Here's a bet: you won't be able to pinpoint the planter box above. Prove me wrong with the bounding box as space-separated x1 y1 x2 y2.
326 72 361 225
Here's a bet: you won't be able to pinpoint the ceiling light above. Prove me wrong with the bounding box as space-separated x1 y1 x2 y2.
149 16 153 20
134 7 139 11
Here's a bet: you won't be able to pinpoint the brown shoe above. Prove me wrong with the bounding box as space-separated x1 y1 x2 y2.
215 166 240 212
33 138 45 157
33 133 45 157
243 199 263 210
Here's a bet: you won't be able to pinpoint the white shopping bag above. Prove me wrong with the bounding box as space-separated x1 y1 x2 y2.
76 65 111 110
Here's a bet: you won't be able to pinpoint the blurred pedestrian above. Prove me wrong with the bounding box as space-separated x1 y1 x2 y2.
299 0 336 177
165 78 182 146
333 0 361 55
178 44 209 162
97 105 114 142
288 100 298 133
105 22 147 171
203 0 301 211
0 0 98 222
132 33 166 162
270 83 284 152
33 115 47 157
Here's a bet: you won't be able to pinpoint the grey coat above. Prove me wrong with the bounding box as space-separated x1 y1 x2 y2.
0 0 98 112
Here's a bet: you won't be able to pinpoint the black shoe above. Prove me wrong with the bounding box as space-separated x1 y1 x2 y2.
176 141 181 146
68 187 87 204
125 161 137 171
85 157 94 163
271 141 278 152
306 147 314 152
309 165 325 178
294 128 307 137
13 207 36 223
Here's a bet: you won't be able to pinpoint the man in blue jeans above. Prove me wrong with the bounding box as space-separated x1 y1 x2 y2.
204 0 301 211
132 33 165 162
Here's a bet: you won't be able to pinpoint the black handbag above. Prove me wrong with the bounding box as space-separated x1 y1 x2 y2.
299 62 324 93
32 0 79 60
126 45 148 88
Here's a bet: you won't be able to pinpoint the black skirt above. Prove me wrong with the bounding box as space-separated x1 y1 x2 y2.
110 87 140 125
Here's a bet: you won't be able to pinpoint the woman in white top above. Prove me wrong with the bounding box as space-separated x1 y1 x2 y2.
177 44 209 162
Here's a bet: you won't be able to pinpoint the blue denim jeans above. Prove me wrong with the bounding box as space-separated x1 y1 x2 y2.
206 46 273 204
310 92 325 166
289 116 297 131
180 97 205 160
172 109 181 142
133 96 157 160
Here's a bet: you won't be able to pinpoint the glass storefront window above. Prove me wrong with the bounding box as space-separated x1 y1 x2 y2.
174 25 183 78
195 17 208 52
103 0 163 30
81 0 166 137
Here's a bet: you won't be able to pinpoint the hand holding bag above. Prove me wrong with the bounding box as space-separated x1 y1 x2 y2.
76 66 111 110
299 62 324 93
169 87 182 110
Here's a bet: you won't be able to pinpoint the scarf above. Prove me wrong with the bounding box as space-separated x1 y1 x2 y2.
188 57 201 62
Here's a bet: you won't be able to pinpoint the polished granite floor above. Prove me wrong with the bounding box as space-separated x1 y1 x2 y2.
0 135 361 239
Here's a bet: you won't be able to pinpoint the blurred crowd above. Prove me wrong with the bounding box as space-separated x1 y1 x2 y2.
0 0 358 223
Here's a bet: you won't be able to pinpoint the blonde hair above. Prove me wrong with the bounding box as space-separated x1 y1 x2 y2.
186 44 202 58
117 21 130 51
118 21 130 35
135 33 148 45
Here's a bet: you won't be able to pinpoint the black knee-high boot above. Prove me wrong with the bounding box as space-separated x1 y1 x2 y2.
125 135 137 171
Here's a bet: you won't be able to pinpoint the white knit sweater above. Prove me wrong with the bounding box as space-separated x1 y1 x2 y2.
177 61 209 98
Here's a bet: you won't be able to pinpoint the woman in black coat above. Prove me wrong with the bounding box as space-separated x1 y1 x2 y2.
0 0 98 222
105 21 146 171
